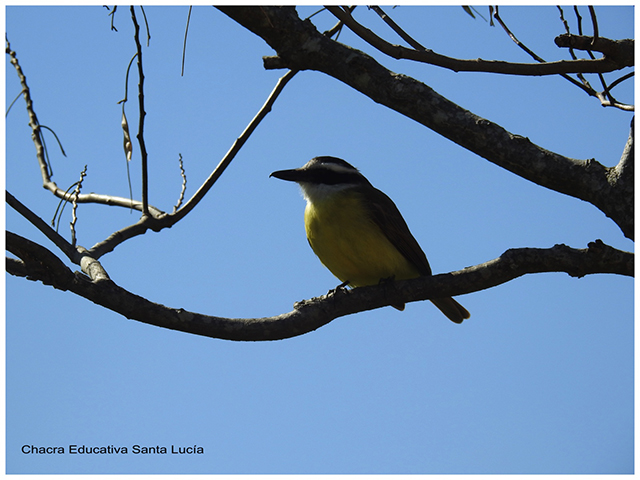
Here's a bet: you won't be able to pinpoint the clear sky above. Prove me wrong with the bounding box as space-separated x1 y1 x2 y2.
5 5 634 474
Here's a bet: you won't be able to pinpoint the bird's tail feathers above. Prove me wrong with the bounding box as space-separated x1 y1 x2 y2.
431 297 470 324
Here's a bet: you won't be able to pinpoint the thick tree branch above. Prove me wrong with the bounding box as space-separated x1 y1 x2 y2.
6 231 76 290
6 234 633 341
217 6 634 239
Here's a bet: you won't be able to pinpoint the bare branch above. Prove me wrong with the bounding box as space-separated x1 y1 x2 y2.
6 37 49 181
369 6 426 51
6 192 114 282
6 231 76 290
173 154 187 212
105 5 118 32
6 190 78 263
7 37 165 215
6 235 633 341
554 33 634 110
324 6 629 76
88 217 154 259
495 7 594 96
554 34 634 66
588 6 599 45
168 69 298 223
182 6 192 76
498 5 632 111
70 165 87 248
86 69 298 259
130 6 150 217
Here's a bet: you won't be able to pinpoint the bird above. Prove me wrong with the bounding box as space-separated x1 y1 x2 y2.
270 156 470 323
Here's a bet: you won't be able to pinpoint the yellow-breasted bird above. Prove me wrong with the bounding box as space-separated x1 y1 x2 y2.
270 156 470 323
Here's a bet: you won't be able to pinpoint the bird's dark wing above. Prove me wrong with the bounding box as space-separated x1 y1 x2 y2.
361 186 470 323
363 187 433 276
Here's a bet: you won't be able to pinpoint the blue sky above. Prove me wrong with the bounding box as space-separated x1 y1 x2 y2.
5 5 634 474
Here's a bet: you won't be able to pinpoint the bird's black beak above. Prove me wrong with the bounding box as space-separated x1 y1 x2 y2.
270 168 307 182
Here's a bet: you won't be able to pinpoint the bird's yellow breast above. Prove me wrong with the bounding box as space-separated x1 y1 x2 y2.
304 191 420 287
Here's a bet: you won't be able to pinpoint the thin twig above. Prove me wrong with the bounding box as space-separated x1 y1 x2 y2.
605 71 634 93
588 6 599 46
369 6 426 51
173 153 187 212
130 6 150 217
140 6 151 46
169 69 298 224
5 89 21 116
70 165 87 248
52 181 79 232
323 5 355 39
305 6 326 20
494 7 591 94
105 6 118 32
182 6 192 76
39 125 67 157
118 52 138 205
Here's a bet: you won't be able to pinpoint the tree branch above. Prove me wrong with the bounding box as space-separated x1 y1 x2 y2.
494 6 596 98
555 34 634 65
6 36 165 217
6 190 78 263
325 6 631 76
168 69 298 224
86 69 298 260
130 7 150 217
6 231 76 290
6 193 112 281
7 34 297 260
218 6 633 239
6 234 634 341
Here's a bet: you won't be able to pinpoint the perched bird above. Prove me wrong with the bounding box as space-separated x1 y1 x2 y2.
270 156 470 323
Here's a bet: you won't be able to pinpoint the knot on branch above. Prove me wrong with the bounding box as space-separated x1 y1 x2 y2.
585 239 634 276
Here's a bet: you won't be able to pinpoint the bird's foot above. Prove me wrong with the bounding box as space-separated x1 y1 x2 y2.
327 280 350 297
